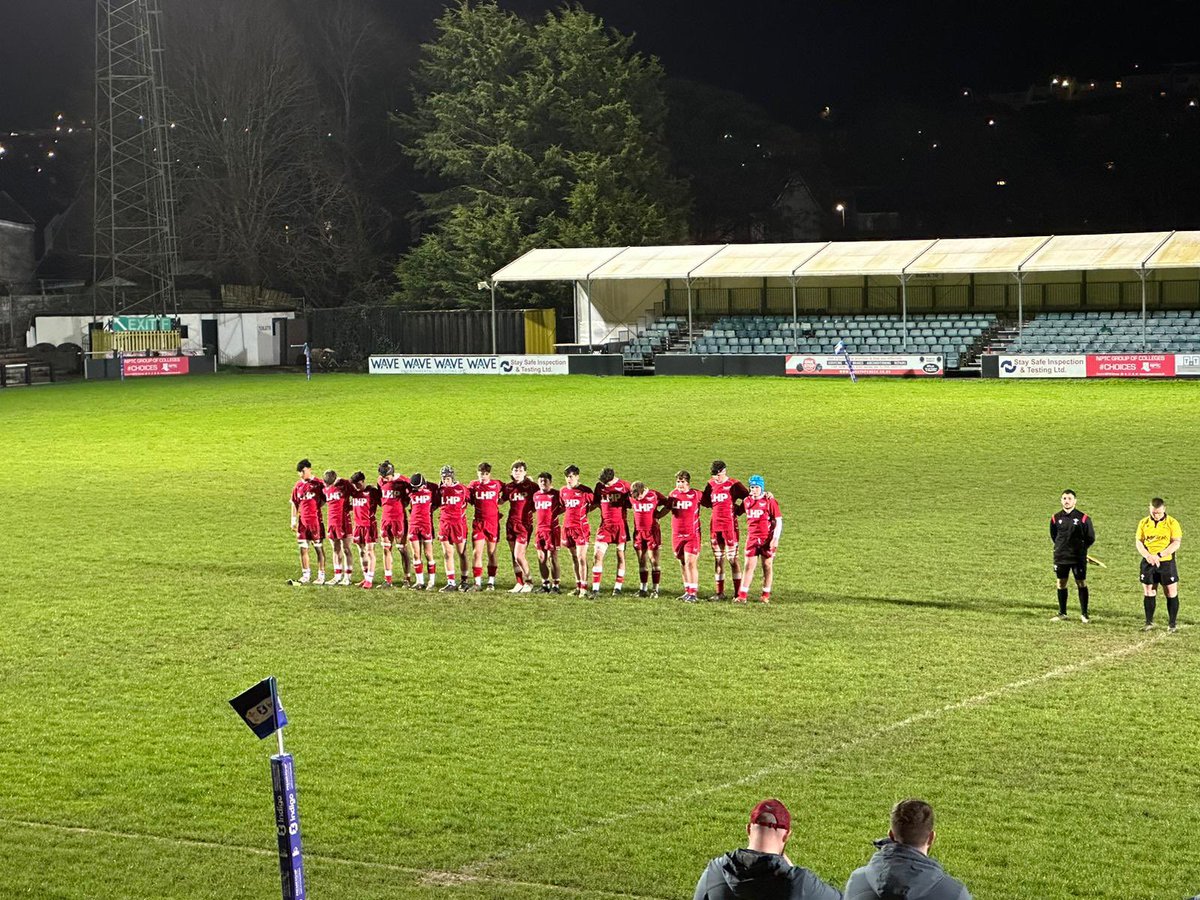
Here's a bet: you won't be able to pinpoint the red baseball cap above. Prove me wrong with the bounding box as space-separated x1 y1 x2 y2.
749 798 791 831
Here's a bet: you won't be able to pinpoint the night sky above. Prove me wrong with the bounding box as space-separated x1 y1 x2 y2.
3 0 1196 128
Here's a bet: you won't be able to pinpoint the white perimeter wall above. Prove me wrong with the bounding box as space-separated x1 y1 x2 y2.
574 278 663 344
27 311 295 366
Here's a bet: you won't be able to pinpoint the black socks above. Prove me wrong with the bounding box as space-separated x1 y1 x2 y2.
1167 595 1179 629
1057 588 1068 615
1078 586 1089 617
1144 595 1157 625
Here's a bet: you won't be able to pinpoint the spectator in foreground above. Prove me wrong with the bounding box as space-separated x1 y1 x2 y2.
694 797 842 900
844 799 971 900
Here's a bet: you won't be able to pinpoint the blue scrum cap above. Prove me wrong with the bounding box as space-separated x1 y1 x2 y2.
749 475 765 490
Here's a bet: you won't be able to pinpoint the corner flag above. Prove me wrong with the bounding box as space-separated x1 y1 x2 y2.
834 340 857 383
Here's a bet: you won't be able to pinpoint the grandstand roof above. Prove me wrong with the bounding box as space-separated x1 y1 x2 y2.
1145 231 1200 269
906 235 1051 274
491 231 1200 282
491 246 628 282
587 244 726 280
687 242 830 278
1018 231 1174 272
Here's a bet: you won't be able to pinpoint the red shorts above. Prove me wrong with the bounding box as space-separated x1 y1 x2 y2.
440 520 468 544
535 529 560 551
709 526 740 550
352 522 378 546
407 524 434 543
296 519 324 544
672 532 701 557
506 519 531 544
745 537 776 558
328 520 350 541
562 523 590 548
472 519 500 543
633 526 661 552
380 520 406 546
597 520 628 545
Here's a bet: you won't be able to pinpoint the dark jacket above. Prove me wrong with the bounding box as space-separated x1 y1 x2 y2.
694 849 843 900
1050 509 1095 565
843 840 971 900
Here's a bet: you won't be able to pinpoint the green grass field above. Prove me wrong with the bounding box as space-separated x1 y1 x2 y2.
2 373 1198 900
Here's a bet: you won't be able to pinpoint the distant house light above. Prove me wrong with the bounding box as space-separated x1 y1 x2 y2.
995 179 1007 186
1115 81 1123 89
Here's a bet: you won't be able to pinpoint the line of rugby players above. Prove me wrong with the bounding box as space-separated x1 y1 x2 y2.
290 459 782 603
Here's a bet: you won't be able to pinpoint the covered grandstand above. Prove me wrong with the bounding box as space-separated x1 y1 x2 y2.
491 231 1200 371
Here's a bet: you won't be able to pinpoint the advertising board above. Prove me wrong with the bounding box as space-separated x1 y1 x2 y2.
368 355 569 375
784 354 943 377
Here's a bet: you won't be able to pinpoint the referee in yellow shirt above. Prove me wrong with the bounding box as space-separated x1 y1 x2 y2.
1136 497 1183 633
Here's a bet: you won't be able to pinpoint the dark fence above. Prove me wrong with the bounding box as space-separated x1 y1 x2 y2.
309 307 527 365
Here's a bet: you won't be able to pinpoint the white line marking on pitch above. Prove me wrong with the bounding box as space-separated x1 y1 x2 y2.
461 632 1169 875
0 818 669 900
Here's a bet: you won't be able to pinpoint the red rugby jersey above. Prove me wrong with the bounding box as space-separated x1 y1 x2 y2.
559 485 594 529
291 478 325 524
744 495 782 542
668 487 703 540
504 477 538 531
378 475 411 523
349 484 381 527
468 478 505 527
702 477 748 531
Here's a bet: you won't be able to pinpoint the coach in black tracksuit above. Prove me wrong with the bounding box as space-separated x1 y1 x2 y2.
1050 488 1096 622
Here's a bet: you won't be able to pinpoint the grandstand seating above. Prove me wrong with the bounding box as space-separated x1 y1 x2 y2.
1005 310 1200 353
622 316 687 367
689 314 998 371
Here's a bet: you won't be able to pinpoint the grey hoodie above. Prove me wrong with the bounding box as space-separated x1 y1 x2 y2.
843 840 971 900
694 848 843 900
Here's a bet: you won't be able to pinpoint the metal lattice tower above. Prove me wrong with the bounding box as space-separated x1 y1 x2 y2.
93 0 179 318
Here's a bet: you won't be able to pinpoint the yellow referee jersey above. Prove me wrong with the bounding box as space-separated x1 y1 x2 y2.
1136 514 1182 560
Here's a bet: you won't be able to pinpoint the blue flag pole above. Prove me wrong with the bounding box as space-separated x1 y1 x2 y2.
230 677 306 900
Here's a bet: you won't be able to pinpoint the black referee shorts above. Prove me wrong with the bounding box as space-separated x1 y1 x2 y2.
1055 562 1087 581
1140 558 1179 586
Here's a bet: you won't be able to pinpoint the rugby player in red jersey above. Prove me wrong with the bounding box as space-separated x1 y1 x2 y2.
559 465 596 596
702 460 750 600
504 460 538 593
737 475 783 604
630 481 671 597
406 473 439 590
289 458 326 585
468 462 505 591
533 471 563 593
591 468 631 596
437 465 470 592
348 471 381 589
322 469 354 585
378 461 413 588
669 470 704 602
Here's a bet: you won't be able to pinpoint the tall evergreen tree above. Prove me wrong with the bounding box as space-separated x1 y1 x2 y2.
396 1 688 308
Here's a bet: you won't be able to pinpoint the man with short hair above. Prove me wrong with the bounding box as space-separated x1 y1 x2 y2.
290 459 326 585
560 465 595 596
694 798 842 900
702 460 749 600
738 475 782 604
592 467 631 596
533 471 563 593
468 462 505 590
406 473 439 590
1050 489 1096 623
322 469 354 585
437 465 470 592
378 461 412 588
348 471 381 589
630 481 670 597
844 799 970 900
669 470 704 602
504 460 538 593
1136 497 1183 633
